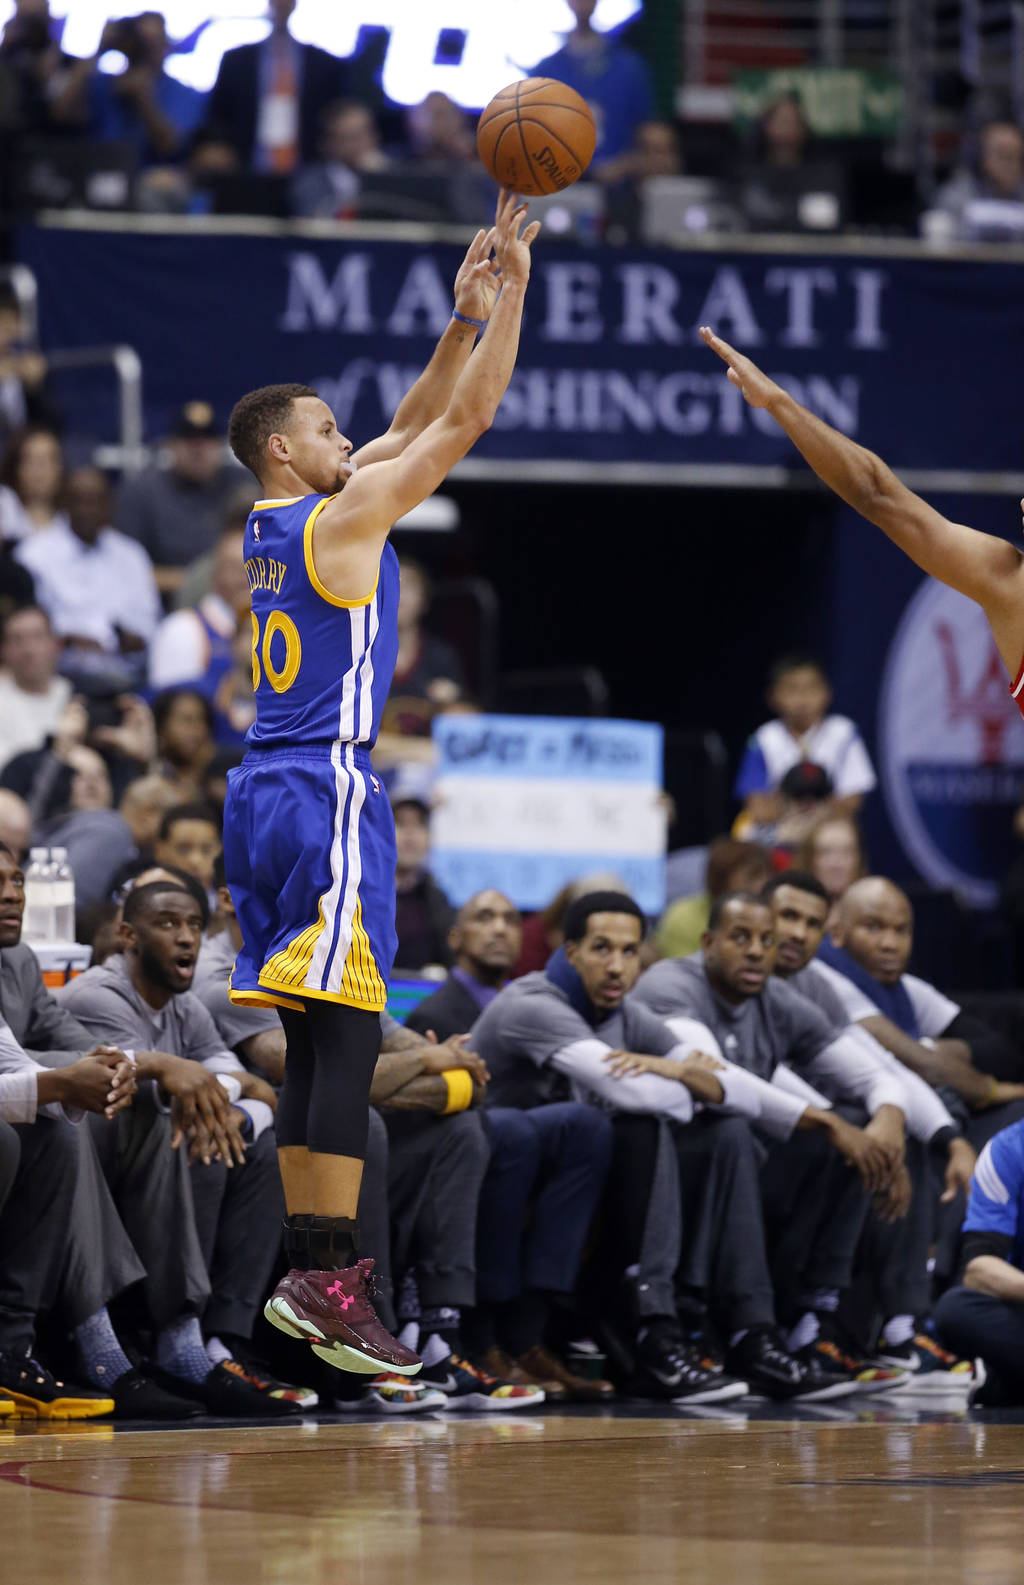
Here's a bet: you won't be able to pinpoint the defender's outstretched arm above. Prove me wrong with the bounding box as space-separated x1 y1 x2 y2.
701 326 1024 674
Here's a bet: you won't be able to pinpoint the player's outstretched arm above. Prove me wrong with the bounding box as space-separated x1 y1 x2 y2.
701 325 1024 674
350 223 502 469
311 192 540 602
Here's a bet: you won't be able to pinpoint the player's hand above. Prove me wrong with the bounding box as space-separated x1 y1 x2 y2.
700 326 783 411
823 1113 893 1192
420 1032 489 1086
157 1054 234 1158
942 1137 977 1203
62 1047 136 1119
492 188 541 288
864 1107 906 1173
453 226 501 325
873 1163 912 1223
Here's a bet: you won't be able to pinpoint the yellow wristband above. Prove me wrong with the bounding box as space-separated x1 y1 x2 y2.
441 1068 474 1114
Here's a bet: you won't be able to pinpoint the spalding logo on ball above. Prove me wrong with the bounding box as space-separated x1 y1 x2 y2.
476 78 597 197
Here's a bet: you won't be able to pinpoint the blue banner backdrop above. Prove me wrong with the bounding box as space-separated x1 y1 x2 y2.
15 223 1024 470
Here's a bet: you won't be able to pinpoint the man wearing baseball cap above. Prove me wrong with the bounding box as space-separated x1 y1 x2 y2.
116 401 248 594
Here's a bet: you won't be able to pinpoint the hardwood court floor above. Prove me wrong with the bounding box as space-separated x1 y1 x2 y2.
3 1404 1024 1585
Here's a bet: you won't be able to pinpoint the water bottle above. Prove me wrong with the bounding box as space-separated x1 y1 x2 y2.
22 848 57 943
50 847 76 942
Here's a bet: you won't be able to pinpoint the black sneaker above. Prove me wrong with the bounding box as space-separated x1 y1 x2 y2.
630 1324 747 1405
152 1360 303 1418
109 1368 205 1421
0 1351 114 1420
725 1326 857 1402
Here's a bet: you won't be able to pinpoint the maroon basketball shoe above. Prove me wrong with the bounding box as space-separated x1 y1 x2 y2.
265 1259 422 1376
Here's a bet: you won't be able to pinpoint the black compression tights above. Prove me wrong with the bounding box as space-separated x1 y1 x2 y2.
275 1002 382 1160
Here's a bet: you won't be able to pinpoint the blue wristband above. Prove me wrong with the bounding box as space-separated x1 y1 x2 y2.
452 308 487 330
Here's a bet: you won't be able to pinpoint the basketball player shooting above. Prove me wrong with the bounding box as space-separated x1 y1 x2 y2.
700 326 1024 704
222 190 541 1378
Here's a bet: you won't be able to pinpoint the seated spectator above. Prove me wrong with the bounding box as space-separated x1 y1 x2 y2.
818 878 1024 1153
2 692 155 826
407 890 522 1043
474 889 858 1402
796 812 866 926
655 836 774 960
154 688 217 798
0 788 30 859
392 778 454 973
204 0 354 173
169 487 252 613
512 871 624 979
737 94 846 233
532 0 654 178
35 744 140 909
0 842 289 1418
118 773 181 872
0 424 65 540
0 605 71 774
57 12 205 168
15 466 161 683
0 296 55 453
735 656 876 836
929 120 1024 243
60 880 304 1410
403 91 493 222
290 99 391 219
0 0 79 136
380 559 465 742
635 890 917 1393
398 888 616 1400
0 511 35 626
118 404 246 595
935 1119 1024 1406
154 802 222 896
211 618 257 745
148 524 250 694
765 869 978 1383
199 746 246 817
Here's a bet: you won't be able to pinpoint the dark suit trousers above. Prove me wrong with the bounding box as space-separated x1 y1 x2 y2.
936 1286 1024 1402
760 1115 870 1318
476 1103 613 1304
0 1117 80 1351
189 1127 284 1337
674 1113 777 1333
86 1091 210 1329
385 1110 490 1310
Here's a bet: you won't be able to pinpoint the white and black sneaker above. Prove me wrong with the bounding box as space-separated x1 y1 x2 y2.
630 1324 747 1405
725 1326 858 1402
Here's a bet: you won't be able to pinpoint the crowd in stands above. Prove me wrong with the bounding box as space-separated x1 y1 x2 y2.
2 0 1024 242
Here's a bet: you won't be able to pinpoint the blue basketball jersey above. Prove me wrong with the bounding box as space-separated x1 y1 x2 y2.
244 493 400 749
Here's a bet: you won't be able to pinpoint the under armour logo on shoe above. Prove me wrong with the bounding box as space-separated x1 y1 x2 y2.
327 1280 354 1310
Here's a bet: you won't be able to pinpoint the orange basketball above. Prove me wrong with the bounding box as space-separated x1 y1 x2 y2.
476 78 597 197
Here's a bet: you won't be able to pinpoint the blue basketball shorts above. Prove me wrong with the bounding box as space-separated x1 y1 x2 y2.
223 743 397 1014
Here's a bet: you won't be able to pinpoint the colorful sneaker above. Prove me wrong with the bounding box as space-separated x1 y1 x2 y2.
420 1353 545 1411
335 1374 449 1415
798 1333 906 1395
265 1260 421 1377
870 1333 977 1391
0 1352 114 1420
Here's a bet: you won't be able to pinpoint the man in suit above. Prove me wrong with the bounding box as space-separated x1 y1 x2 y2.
205 0 357 172
407 889 521 1043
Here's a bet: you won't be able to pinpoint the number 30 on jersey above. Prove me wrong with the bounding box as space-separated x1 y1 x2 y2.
251 609 302 693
